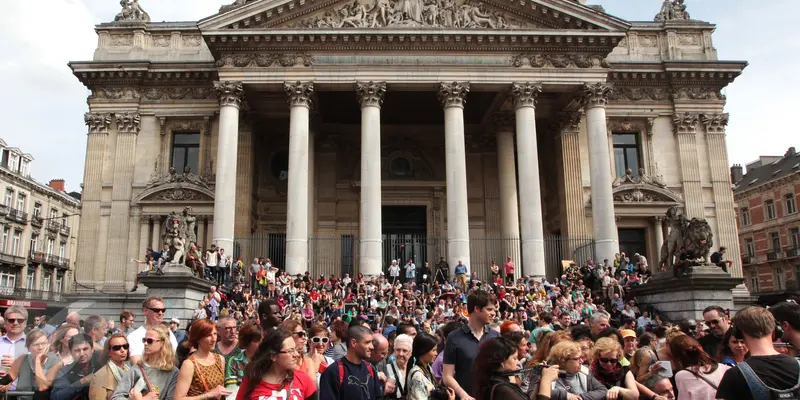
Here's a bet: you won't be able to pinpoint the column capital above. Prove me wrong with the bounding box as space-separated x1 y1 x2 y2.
652 216 664 223
673 112 700 135
557 111 583 134
492 112 514 131
438 82 469 109
581 82 614 109
214 81 244 108
355 81 386 108
510 82 542 109
84 113 112 134
284 81 315 108
115 112 141 134
700 113 729 135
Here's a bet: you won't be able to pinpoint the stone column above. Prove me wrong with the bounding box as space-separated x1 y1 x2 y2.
139 217 150 259
151 216 161 250
206 219 213 249
558 112 589 239
673 113 704 218
356 81 387 277
212 81 244 253
284 82 314 275
438 82 471 275
582 83 619 260
653 216 664 262
493 113 521 267
197 217 206 249
511 82 547 278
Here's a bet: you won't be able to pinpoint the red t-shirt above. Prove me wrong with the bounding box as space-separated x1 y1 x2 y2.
504 261 515 275
236 371 316 400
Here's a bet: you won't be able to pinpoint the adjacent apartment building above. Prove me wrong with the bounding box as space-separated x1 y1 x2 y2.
0 139 80 313
734 146 800 304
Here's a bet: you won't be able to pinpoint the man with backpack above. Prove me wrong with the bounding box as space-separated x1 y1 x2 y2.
716 306 800 399
320 325 384 399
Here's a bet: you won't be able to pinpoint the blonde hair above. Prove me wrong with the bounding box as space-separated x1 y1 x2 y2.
592 337 622 361
25 328 47 350
143 325 176 370
547 341 582 366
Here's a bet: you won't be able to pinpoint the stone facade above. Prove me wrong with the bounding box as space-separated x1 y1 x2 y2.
69 0 746 293
0 139 80 308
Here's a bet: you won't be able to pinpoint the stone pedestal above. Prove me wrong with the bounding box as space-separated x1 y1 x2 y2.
140 265 214 326
630 266 744 321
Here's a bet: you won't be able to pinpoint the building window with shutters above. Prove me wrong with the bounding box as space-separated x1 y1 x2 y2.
766 199 777 220
786 193 798 215
741 207 751 226
748 270 760 293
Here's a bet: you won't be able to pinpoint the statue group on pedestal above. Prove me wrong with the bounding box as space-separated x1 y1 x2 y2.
114 0 150 23
161 207 201 276
654 0 690 21
659 206 714 277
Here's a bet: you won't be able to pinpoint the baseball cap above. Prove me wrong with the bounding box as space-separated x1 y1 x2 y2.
619 329 636 339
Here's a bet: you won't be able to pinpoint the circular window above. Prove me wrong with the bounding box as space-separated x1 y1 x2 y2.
390 157 412 178
271 150 289 181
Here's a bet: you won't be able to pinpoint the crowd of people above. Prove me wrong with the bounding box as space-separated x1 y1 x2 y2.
0 251 798 400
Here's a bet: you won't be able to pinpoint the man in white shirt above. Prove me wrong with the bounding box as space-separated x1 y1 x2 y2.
127 296 178 364
388 260 400 283
218 248 230 287
205 244 219 283
0 305 28 391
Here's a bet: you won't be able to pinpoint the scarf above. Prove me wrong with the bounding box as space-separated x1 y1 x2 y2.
590 361 626 389
108 361 130 383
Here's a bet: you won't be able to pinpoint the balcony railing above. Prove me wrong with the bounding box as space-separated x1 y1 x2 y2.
7 209 27 224
29 250 45 264
59 225 70 236
786 247 800 258
41 254 69 269
0 287 63 302
0 252 26 267
46 221 60 232
30 216 43 228
742 255 754 265
767 250 784 261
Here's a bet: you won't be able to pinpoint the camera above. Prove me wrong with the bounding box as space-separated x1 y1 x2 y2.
429 386 450 400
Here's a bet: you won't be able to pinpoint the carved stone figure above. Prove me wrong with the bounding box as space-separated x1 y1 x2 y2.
654 0 690 21
612 168 667 189
659 206 714 271
182 206 198 246
114 0 151 23
163 212 186 265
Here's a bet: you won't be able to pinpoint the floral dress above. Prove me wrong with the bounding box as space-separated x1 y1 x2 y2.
407 364 436 400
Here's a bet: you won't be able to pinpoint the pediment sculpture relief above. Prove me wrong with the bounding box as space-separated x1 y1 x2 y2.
292 0 518 29
612 167 666 189
114 0 150 23
137 167 215 203
608 168 683 204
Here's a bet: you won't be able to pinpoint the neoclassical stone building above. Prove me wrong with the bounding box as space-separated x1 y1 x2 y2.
70 0 746 292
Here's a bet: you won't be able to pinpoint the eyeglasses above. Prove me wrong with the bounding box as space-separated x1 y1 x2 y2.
598 357 618 364
279 348 299 355
707 319 722 326
293 331 307 338
111 344 130 351
142 338 164 345
7 318 26 324
223 326 237 331
311 337 329 344
30 341 49 349
147 308 167 314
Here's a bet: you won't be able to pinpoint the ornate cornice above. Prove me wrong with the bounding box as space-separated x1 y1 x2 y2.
510 82 542 109
673 87 725 102
84 113 112 134
115 113 141 134
214 81 244 108
285 81 315 108
512 54 608 69
492 113 514 131
607 118 647 134
215 53 314 68
355 81 386 108
673 113 700 135
700 113 729 135
581 83 613 109
606 86 670 102
438 82 469 109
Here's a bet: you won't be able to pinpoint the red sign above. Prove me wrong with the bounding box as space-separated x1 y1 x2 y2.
0 299 48 310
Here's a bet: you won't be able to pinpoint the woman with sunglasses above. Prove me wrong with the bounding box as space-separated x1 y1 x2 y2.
588 337 639 400
237 328 316 400
279 320 309 371
0 328 57 400
225 321 263 390
175 319 230 400
90 333 130 400
303 324 333 386
112 325 179 400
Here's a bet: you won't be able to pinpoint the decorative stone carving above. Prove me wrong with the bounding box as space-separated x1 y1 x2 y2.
558 111 583 133
607 119 647 134
673 113 700 135
84 113 112 134
215 53 314 68
613 168 667 189
91 87 141 100
510 82 542 109
639 35 658 47
115 113 141 134
153 36 170 47
355 81 387 108
607 87 669 102
219 0 252 13
701 113 729 134
512 54 608 69
182 36 202 47
214 81 244 108
659 206 714 271
677 34 701 46
581 83 613 109
110 35 133 46
654 0 690 21
672 87 725 101
491 112 514 131
141 87 214 101
285 82 315 108
145 166 212 191
438 82 469 108
294 0 515 29
170 120 205 133
114 0 151 23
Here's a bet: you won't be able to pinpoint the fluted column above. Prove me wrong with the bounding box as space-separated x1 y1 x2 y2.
284 82 314 275
212 81 244 253
139 217 150 259
151 216 162 250
558 112 589 239
653 216 664 262
674 113 704 219
357 81 386 277
511 82 546 278
439 82 471 275
582 83 619 260
493 113 521 266
197 217 206 248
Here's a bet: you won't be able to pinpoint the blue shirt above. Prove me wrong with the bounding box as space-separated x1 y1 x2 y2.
455 264 467 275
0 334 27 391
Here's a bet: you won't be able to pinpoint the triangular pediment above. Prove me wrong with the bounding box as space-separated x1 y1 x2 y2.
201 0 630 31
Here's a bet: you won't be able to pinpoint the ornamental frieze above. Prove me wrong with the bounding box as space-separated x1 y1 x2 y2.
142 87 215 101
606 87 670 102
90 87 141 100
512 54 608 69
671 87 725 101
215 53 314 68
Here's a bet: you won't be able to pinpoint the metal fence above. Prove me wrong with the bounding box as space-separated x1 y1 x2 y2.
235 234 595 280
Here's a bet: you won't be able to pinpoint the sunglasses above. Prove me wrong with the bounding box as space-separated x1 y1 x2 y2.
707 319 722 326
142 338 164 345
7 318 26 324
598 357 618 364
293 331 307 338
311 337 329 344
147 308 167 314
111 344 130 351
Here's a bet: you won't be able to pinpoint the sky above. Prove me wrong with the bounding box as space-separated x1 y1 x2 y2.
0 0 796 192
